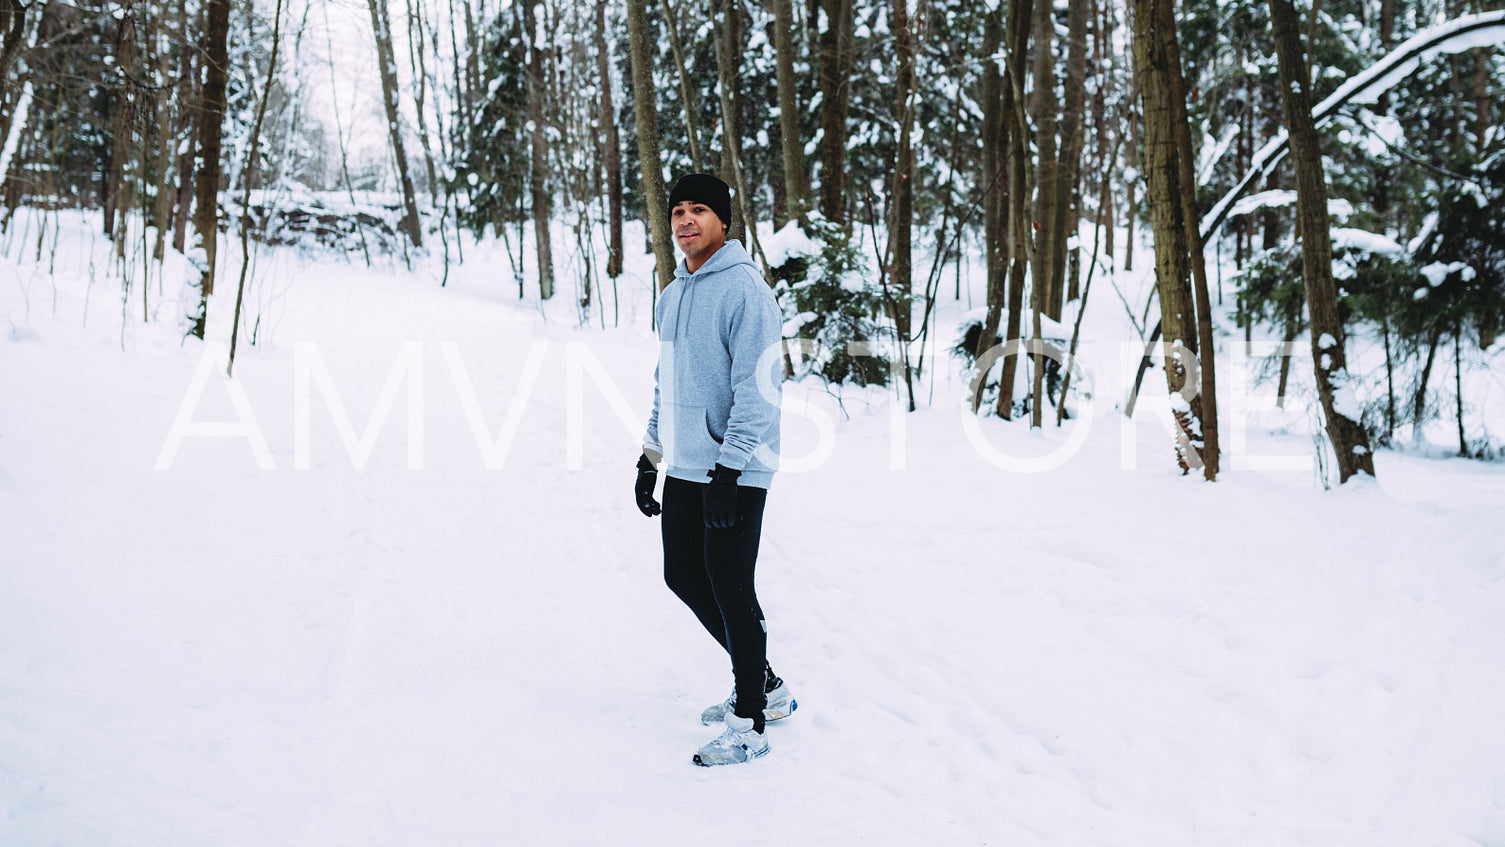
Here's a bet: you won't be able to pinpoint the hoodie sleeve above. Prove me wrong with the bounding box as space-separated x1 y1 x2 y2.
717 282 784 471
643 358 662 462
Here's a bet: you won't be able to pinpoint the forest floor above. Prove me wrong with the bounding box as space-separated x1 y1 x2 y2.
3 211 1504 846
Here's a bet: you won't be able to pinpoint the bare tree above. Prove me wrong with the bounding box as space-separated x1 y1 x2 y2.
770 0 803 223
713 0 747 243
596 0 623 280
661 0 704 173
626 0 675 292
997 0 1032 420
404 0 440 197
148 3 179 262
1058 0 1088 305
1269 0 1374 482
522 0 553 298
1131 0 1203 471
188 0 232 341
888 0 916 410
102 6 136 242
0 0 32 106
229 0 285 377
367 0 423 249
972 4 1007 414
1030 0 1062 321
1160 0 1218 479
817 0 854 224
171 0 197 255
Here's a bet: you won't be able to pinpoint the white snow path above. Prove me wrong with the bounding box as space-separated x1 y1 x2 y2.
3 229 1505 846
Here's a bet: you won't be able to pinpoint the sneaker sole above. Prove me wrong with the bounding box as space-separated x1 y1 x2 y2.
701 699 798 727
692 744 771 767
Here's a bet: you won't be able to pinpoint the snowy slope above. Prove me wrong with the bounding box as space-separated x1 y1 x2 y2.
3 211 1504 847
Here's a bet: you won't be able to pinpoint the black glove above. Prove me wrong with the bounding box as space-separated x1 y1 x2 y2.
635 454 661 517
704 464 741 529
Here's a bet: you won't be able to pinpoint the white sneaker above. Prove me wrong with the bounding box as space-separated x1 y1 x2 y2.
692 713 770 766
700 678 798 725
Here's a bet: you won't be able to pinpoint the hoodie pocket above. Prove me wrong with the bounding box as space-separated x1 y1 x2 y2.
663 402 722 469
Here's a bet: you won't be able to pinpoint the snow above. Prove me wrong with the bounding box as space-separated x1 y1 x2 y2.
1327 369 1366 422
1228 191 1355 220
762 220 822 269
1318 12 1505 110
1230 189 1299 216
0 81 33 188
1408 212 1440 255
1198 123 1241 185
782 311 818 336
3 210 1505 847
1331 228 1406 256
1202 11 1505 241
1358 112 1406 157
1421 261 1475 286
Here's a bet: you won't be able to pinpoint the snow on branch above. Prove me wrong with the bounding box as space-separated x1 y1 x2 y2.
1201 11 1505 242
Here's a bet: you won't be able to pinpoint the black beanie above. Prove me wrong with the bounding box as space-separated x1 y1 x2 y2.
668 173 732 229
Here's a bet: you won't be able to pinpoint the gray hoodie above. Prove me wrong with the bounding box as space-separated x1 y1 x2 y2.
643 240 784 489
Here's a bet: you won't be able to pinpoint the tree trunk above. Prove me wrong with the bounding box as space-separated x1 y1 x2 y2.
817 0 854 224
1160 0 1218 479
1275 296 1301 409
1131 0 1202 471
172 0 198 255
1124 60 1138 273
1093 0 1113 266
367 0 423 249
997 0 1032 420
771 0 804 223
149 3 178 263
1060 0 1088 304
188 0 231 341
597 0 623 278
1455 323 1467 456
404 0 440 198
714 0 746 243
1027 0 1050 423
626 0 676 291
1381 312 1395 434
464 0 481 117
522 0 553 298
973 4 1006 412
770 118 787 230
229 0 284 377
1269 0 1375 482
1475 46 1492 155
103 9 137 241
173 116 196 253
1030 0 1061 321
889 0 914 345
1412 324 1442 443
661 0 704 173
0 0 29 108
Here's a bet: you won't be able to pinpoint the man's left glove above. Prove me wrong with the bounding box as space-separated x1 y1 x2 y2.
704 463 741 529
635 454 662 517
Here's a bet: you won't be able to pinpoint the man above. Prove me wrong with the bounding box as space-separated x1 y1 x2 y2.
635 173 796 767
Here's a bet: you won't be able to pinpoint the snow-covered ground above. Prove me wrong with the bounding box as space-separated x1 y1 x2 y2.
3 210 1504 846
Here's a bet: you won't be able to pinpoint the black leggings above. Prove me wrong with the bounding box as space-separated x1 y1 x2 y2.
661 475 769 723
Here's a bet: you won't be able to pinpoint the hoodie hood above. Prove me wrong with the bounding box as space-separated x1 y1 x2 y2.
674 239 759 284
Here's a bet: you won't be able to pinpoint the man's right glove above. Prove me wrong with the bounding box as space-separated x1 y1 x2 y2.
634 454 662 517
703 463 741 529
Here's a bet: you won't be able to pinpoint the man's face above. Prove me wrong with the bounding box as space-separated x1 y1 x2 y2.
671 200 727 264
